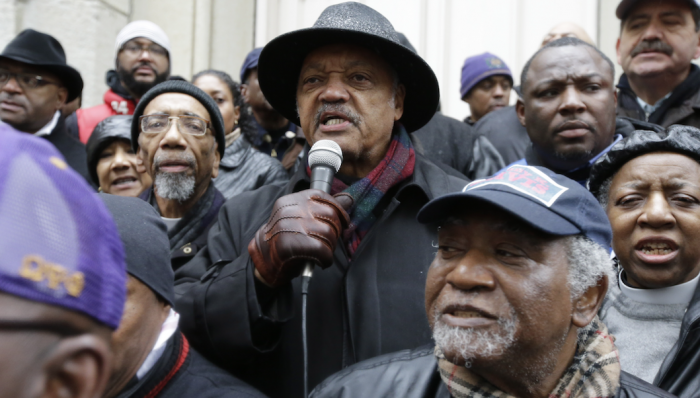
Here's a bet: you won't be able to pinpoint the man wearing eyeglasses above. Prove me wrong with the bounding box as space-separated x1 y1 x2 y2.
0 29 91 184
67 20 171 144
130 80 226 271
0 125 128 398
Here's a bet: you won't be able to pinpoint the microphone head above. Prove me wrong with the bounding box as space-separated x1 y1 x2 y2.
308 140 343 173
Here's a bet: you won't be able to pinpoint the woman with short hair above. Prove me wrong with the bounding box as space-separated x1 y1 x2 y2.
589 125 700 397
192 70 288 199
86 115 152 196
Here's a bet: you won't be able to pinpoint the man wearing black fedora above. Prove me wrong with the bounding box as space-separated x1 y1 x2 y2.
174 2 466 397
0 29 90 184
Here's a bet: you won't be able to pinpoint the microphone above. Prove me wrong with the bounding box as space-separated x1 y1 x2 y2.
301 140 342 398
303 140 343 278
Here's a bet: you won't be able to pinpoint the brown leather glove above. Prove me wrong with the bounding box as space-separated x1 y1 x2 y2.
248 190 352 287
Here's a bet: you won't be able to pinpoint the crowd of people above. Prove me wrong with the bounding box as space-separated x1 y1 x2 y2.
1 0 700 397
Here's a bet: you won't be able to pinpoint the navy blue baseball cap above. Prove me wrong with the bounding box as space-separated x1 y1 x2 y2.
417 165 612 248
616 0 700 19
240 47 263 83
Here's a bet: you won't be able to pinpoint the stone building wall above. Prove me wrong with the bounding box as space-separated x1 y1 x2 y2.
0 0 255 108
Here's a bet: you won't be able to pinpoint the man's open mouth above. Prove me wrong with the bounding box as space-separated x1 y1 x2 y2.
112 176 138 187
637 241 675 256
321 112 350 126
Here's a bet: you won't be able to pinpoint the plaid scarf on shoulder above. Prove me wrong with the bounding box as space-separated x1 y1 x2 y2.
308 124 415 257
436 317 621 398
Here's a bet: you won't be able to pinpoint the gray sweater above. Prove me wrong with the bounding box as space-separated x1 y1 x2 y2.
599 278 686 383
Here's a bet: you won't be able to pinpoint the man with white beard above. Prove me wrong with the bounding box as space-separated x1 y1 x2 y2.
130 80 226 270
311 164 672 398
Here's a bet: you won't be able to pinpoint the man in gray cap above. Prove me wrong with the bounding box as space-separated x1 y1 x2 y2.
100 195 265 398
131 80 226 271
67 20 171 144
174 2 466 397
616 0 700 128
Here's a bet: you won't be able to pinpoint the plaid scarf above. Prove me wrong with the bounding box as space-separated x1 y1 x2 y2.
308 125 415 257
436 317 621 398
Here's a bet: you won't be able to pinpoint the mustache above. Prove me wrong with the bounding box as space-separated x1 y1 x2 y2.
130 62 156 74
154 153 196 172
313 102 362 129
631 39 673 57
553 118 594 134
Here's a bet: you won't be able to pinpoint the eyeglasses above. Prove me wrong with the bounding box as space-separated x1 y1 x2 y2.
140 114 211 136
121 43 168 58
0 70 60 90
0 320 84 336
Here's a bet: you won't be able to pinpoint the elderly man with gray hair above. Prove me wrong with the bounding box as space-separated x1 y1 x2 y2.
311 165 671 398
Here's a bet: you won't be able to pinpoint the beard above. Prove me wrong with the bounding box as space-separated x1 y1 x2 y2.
552 147 594 162
153 154 196 202
432 305 517 368
117 62 169 99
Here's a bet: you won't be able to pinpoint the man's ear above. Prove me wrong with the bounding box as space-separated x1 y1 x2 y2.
616 37 623 65
240 84 249 102
515 98 526 127
55 87 68 111
43 334 111 398
694 31 700 60
572 275 608 328
393 83 406 121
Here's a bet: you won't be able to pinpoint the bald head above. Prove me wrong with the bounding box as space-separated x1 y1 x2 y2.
542 22 595 47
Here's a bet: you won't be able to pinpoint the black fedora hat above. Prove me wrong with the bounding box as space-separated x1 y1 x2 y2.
258 2 439 133
0 29 83 102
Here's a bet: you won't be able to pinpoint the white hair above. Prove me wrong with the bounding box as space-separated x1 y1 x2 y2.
565 234 614 301
154 172 195 202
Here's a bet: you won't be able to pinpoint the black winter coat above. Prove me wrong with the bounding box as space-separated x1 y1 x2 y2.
653 280 700 397
44 115 91 185
174 153 467 398
410 112 505 180
310 345 676 398
311 345 673 398
214 136 289 200
114 331 266 398
472 106 530 166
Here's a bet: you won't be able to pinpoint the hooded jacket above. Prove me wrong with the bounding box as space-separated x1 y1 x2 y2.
66 70 137 143
309 345 675 398
173 151 467 398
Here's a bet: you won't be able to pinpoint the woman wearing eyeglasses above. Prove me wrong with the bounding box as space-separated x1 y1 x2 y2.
86 115 152 196
192 70 288 199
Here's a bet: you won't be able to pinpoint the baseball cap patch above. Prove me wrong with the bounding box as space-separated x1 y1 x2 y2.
465 165 568 207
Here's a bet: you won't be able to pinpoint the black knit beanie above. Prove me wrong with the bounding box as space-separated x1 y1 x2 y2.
130 80 226 157
100 194 175 306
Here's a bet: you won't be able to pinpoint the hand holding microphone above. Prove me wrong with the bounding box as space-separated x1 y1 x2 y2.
248 140 351 288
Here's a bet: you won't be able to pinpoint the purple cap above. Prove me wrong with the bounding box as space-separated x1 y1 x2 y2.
0 124 126 329
418 165 612 249
460 52 513 99
240 47 263 83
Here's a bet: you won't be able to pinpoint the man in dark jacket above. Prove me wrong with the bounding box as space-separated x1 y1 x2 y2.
100 194 265 398
514 37 646 185
67 20 171 144
0 29 91 184
473 105 531 166
615 0 700 128
173 3 466 398
589 125 700 398
131 81 226 271
240 48 306 172
311 164 673 398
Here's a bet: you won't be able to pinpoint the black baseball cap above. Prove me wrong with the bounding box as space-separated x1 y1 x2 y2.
418 165 612 248
616 0 700 19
